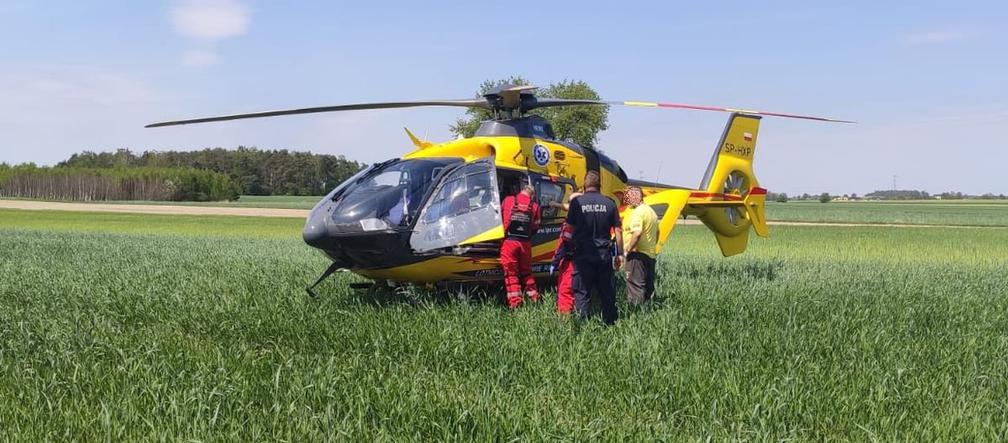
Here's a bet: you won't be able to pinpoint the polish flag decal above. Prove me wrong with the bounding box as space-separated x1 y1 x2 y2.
743 132 753 142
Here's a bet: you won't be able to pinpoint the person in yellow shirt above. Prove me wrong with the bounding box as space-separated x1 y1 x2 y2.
621 186 658 304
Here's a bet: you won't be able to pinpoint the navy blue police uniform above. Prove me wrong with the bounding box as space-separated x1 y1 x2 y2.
565 191 622 325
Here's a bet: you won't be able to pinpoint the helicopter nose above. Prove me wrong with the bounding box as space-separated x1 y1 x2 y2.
303 209 329 248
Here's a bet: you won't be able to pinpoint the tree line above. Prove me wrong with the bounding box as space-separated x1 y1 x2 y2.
0 164 240 201
59 147 365 196
769 190 1007 202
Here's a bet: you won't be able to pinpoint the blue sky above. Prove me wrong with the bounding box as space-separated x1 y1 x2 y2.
1 0 1005 195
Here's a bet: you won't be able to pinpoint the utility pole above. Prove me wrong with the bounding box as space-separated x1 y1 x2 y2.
892 174 897 192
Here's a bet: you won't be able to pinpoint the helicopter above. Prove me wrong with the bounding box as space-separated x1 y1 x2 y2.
146 84 852 294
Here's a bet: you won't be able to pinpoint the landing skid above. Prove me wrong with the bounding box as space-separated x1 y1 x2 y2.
305 262 342 297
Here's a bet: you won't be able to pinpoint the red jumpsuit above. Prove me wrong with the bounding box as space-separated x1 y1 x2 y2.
500 192 541 308
552 223 575 314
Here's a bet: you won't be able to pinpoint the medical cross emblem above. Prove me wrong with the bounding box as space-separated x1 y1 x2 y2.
532 144 550 166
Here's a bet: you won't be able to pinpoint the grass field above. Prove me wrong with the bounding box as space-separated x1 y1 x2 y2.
2 209 1007 440
766 201 1008 227
7 196 1008 227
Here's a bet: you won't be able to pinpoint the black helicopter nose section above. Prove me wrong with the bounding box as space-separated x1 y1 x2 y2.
301 196 420 271
302 199 342 250
302 210 329 248
302 157 468 271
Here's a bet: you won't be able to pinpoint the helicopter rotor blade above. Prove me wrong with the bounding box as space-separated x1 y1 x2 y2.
145 99 489 128
145 91 853 128
528 98 609 109
605 100 856 123
527 98 853 123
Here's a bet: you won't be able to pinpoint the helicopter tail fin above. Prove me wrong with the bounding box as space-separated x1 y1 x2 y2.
692 113 769 256
698 113 761 197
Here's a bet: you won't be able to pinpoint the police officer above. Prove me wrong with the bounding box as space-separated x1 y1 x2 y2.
565 171 624 325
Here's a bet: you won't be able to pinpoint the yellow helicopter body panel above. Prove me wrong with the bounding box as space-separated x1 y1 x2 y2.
403 136 588 182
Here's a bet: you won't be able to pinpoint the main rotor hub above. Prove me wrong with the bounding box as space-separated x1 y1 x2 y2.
482 84 540 119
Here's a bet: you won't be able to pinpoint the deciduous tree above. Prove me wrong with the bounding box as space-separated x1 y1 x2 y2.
450 77 609 147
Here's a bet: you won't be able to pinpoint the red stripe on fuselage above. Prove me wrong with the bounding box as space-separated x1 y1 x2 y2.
689 192 744 201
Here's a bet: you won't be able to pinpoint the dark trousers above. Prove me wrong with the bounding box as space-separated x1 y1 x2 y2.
572 258 618 325
625 252 656 305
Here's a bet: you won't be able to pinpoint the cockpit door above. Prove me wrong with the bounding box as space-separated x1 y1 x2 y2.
410 158 502 253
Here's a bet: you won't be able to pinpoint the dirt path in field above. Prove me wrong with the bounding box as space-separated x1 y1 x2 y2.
0 200 306 218
738 220 1003 229
1 199 1004 229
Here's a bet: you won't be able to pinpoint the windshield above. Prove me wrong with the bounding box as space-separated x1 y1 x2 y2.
330 157 461 229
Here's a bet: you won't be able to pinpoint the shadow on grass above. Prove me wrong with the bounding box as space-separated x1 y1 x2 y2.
315 277 685 327
334 282 506 308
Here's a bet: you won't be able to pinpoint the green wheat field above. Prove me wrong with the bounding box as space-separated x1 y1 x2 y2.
1 206 1007 440
17 196 1008 227
765 200 1008 227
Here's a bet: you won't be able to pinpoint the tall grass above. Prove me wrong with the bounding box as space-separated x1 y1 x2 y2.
766 201 1008 227
1 210 1006 440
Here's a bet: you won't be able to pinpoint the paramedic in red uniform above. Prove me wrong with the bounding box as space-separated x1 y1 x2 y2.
500 181 541 308
549 190 582 314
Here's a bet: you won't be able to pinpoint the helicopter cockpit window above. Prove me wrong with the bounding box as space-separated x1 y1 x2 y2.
411 158 502 253
537 181 566 220
422 168 494 223
327 157 461 233
367 170 406 187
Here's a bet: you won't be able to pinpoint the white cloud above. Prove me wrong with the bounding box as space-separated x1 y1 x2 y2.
180 49 220 67
902 28 972 46
168 0 250 68
170 0 251 40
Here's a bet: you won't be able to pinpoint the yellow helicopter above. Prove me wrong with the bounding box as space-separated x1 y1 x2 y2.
147 84 852 294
